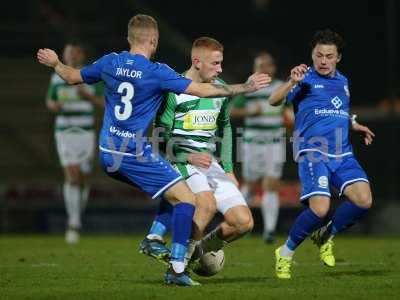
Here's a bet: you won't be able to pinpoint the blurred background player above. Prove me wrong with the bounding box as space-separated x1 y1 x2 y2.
38 14 270 286
140 37 261 266
269 29 375 279
45 42 103 244
231 52 293 243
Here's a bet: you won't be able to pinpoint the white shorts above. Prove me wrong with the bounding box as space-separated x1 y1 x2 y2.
175 161 247 215
55 129 95 173
242 141 285 181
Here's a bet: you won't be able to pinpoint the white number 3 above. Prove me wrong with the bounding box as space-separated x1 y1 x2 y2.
115 82 134 120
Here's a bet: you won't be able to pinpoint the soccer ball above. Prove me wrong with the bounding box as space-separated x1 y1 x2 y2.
192 249 225 277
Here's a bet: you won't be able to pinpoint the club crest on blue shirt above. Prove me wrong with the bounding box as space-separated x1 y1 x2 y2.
318 176 329 188
344 85 350 97
331 96 343 109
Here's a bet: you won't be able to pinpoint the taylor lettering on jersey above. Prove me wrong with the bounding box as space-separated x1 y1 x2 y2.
115 68 143 79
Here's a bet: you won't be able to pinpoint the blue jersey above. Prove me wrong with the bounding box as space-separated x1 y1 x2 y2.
80 51 192 154
287 67 352 161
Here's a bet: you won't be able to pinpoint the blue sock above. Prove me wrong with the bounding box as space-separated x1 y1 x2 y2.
329 200 369 236
286 208 323 251
170 202 195 262
148 198 173 237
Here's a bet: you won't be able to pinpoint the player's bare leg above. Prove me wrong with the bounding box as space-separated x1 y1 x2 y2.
63 164 85 244
219 205 254 241
181 191 216 265
193 205 253 260
261 176 281 243
191 191 217 240
343 181 373 209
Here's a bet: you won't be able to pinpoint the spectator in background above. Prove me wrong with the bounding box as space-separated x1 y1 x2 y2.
45 42 103 244
231 52 293 243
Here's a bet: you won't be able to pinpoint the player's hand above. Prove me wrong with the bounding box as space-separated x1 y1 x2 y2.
289 64 308 84
225 172 239 187
187 153 212 169
37 48 60 68
352 122 375 145
246 72 271 92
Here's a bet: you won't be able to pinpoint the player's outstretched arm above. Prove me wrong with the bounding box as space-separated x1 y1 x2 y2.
37 48 83 85
185 72 271 98
269 64 308 106
351 116 375 146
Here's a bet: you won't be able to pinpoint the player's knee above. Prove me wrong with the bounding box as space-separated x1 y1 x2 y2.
238 218 253 235
164 181 196 206
233 210 254 235
243 214 254 233
310 203 330 218
355 192 373 209
309 196 330 218
196 196 217 218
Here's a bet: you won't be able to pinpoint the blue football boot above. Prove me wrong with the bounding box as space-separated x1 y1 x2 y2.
139 237 170 265
164 267 201 286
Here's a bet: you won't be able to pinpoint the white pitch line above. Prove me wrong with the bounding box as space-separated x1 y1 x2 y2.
0 263 59 268
31 263 58 267
292 261 387 266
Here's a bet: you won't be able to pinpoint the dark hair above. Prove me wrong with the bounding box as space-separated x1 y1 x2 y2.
310 29 345 54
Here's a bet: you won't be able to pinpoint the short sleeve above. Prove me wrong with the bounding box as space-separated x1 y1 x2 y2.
80 53 114 84
157 63 192 94
286 82 304 104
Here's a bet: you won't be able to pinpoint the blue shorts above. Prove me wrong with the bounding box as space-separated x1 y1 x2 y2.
99 144 182 199
298 152 369 201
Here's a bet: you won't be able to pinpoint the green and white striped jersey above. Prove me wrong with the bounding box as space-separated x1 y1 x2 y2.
156 78 233 172
47 73 101 132
233 79 286 144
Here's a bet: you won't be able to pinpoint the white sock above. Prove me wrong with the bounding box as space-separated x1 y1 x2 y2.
184 239 198 266
199 228 226 253
261 191 280 235
63 183 81 229
280 244 295 257
80 184 90 211
171 261 185 273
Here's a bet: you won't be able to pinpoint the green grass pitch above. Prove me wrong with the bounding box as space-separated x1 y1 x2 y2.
1 235 399 299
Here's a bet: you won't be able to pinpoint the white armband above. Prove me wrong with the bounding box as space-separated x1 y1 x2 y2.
351 114 357 125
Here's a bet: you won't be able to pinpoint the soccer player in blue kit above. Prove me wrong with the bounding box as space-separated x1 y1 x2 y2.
37 14 270 286
267 29 375 279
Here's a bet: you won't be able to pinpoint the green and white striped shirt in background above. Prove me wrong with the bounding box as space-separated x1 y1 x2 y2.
233 79 286 144
47 73 102 132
